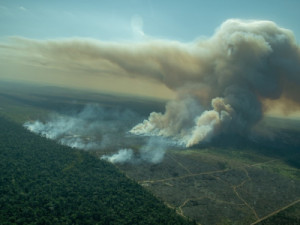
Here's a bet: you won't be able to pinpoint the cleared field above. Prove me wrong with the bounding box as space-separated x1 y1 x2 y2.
117 147 299 225
1 81 299 225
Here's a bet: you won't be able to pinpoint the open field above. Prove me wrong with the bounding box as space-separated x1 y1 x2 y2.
1 81 299 225
117 147 299 225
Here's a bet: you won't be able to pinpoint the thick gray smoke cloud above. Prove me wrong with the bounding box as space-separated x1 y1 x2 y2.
13 19 300 147
130 19 300 146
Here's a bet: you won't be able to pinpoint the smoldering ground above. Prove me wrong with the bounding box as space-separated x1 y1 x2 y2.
11 18 300 160
23 104 175 164
101 137 172 164
24 104 141 150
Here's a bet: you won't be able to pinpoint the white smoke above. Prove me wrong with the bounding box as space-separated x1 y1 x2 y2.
101 137 170 164
24 103 171 163
130 19 300 147
23 104 139 150
139 137 168 163
24 116 99 149
10 19 300 148
101 148 134 164
130 97 233 147
184 97 233 147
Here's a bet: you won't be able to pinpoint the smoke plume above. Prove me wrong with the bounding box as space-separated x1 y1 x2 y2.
101 137 169 164
7 19 300 147
24 104 139 150
101 149 134 164
23 104 170 164
130 19 300 146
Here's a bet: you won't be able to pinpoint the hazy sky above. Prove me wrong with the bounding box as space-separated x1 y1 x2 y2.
1 0 299 41
1 0 300 102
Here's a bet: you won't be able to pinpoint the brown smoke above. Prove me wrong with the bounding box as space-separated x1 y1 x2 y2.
2 19 300 146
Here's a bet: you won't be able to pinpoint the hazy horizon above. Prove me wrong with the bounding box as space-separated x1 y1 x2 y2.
1 3 300 223
1 1 300 121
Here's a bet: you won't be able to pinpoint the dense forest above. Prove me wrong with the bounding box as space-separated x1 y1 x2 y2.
0 116 194 225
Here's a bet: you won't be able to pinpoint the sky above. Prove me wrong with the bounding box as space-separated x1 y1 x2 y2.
0 0 300 102
1 0 300 42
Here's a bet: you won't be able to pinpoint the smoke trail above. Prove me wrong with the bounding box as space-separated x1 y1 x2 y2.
24 103 170 163
101 149 134 164
130 19 300 146
6 19 300 147
139 137 168 163
24 104 140 150
101 137 170 164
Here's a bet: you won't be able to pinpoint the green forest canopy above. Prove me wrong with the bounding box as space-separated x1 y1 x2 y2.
0 116 194 225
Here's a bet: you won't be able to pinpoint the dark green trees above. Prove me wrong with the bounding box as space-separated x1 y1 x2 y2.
0 117 192 225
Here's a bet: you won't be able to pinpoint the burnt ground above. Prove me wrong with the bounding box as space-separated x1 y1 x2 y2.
116 147 300 225
1 82 299 225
